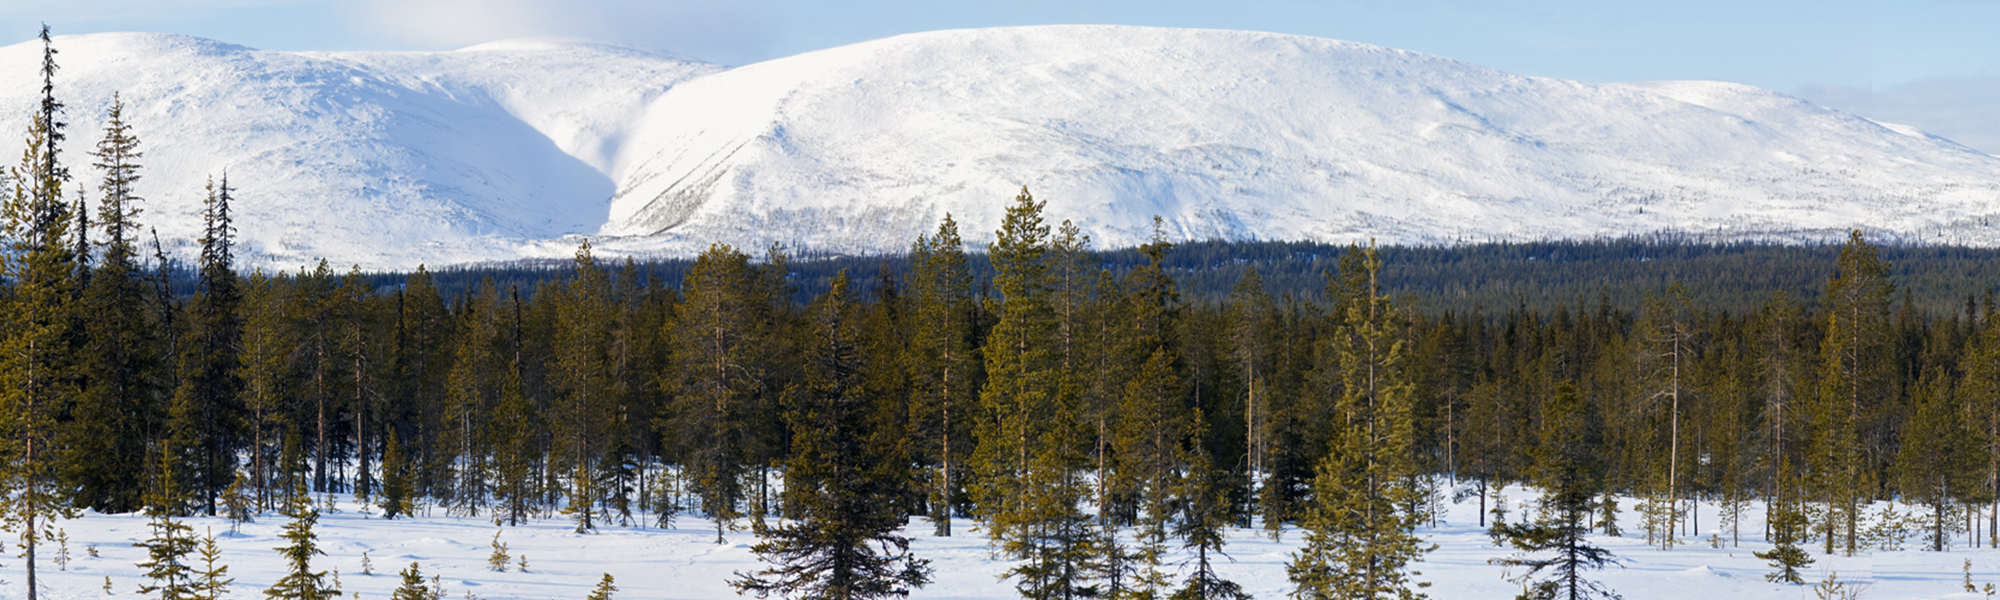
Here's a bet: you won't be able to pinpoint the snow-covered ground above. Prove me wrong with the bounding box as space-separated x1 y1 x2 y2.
4 26 2000 271
20 488 2000 599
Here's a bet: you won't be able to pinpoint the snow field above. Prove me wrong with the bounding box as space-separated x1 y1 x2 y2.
22 486 2000 599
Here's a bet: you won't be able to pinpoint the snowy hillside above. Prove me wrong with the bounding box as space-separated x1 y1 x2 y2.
3 26 1999 270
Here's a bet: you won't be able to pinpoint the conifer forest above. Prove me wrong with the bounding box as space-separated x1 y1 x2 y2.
14 27 2000 600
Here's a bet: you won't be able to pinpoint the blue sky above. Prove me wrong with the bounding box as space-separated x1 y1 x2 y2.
6 0 1999 153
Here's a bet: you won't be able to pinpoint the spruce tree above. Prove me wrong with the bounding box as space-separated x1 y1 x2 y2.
66 93 162 514
171 174 243 514
379 428 413 519
1 25 83 600
973 188 1061 550
1894 366 1978 551
134 459 198 600
1288 242 1429 600
1489 381 1617 600
194 528 235 600
553 242 611 533
1171 409 1251 600
1810 230 1892 556
392 562 432 600
907 215 976 537
264 482 338 600
667 244 761 542
730 273 933 600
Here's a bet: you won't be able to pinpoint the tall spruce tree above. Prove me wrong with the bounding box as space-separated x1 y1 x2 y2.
731 272 933 600
668 244 761 542
908 215 977 537
172 174 245 514
1288 241 1429 600
65 93 162 513
1 25 83 600
974 188 1062 550
1810 230 1892 556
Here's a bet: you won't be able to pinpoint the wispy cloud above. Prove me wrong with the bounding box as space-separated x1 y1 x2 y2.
1797 76 2000 156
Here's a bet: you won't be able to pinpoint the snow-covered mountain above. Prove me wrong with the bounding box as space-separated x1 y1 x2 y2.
2 26 1997 270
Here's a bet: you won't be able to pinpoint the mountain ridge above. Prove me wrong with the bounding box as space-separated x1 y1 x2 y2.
1 26 1995 270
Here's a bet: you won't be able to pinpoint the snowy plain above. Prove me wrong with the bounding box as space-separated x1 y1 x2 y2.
18 488 2000 600
3 26 2000 271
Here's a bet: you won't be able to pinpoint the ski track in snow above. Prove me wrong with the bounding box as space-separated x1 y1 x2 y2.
1 26 1999 271
17 491 2000 600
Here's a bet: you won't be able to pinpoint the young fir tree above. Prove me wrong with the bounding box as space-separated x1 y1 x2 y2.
1489 381 1618 600
134 458 198 600
1170 409 1251 600
194 528 235 600
379 428 414 519
1755 493 1813 584
586 574 618 600
1288 242 1429 600
392 562 432 600
1 25 84 600
264 482 338 600
730 272 933 600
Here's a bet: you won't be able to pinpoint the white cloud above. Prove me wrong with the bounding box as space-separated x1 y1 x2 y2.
1796 76 2000 157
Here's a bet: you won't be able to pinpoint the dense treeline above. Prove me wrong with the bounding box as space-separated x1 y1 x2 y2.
388 237 2000 320
17 29 2000 600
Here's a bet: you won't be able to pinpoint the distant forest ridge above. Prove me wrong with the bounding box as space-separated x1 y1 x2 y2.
326 237 2000 316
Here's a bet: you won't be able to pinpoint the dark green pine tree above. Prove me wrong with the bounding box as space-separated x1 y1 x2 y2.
1 25 84 600
1170 409 1251 600
488 333 541 527
65 92 164 514
667 244 762 542
973 188 1062 550
1893 366 1979 552
1489 381 1618 600
1809 230 1892 557
907 215 977 537
1000 389 1109 600
169 174 244 515
264 481 339 600
731 272 933 600
1288 242 1429 600
552 241 611 533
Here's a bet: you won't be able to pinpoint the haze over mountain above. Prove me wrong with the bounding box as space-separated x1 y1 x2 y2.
1 25 1996 270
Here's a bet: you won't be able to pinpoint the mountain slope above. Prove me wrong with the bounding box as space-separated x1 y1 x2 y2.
1 27 1996 269
0 32 718 268
605 25 2000 257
